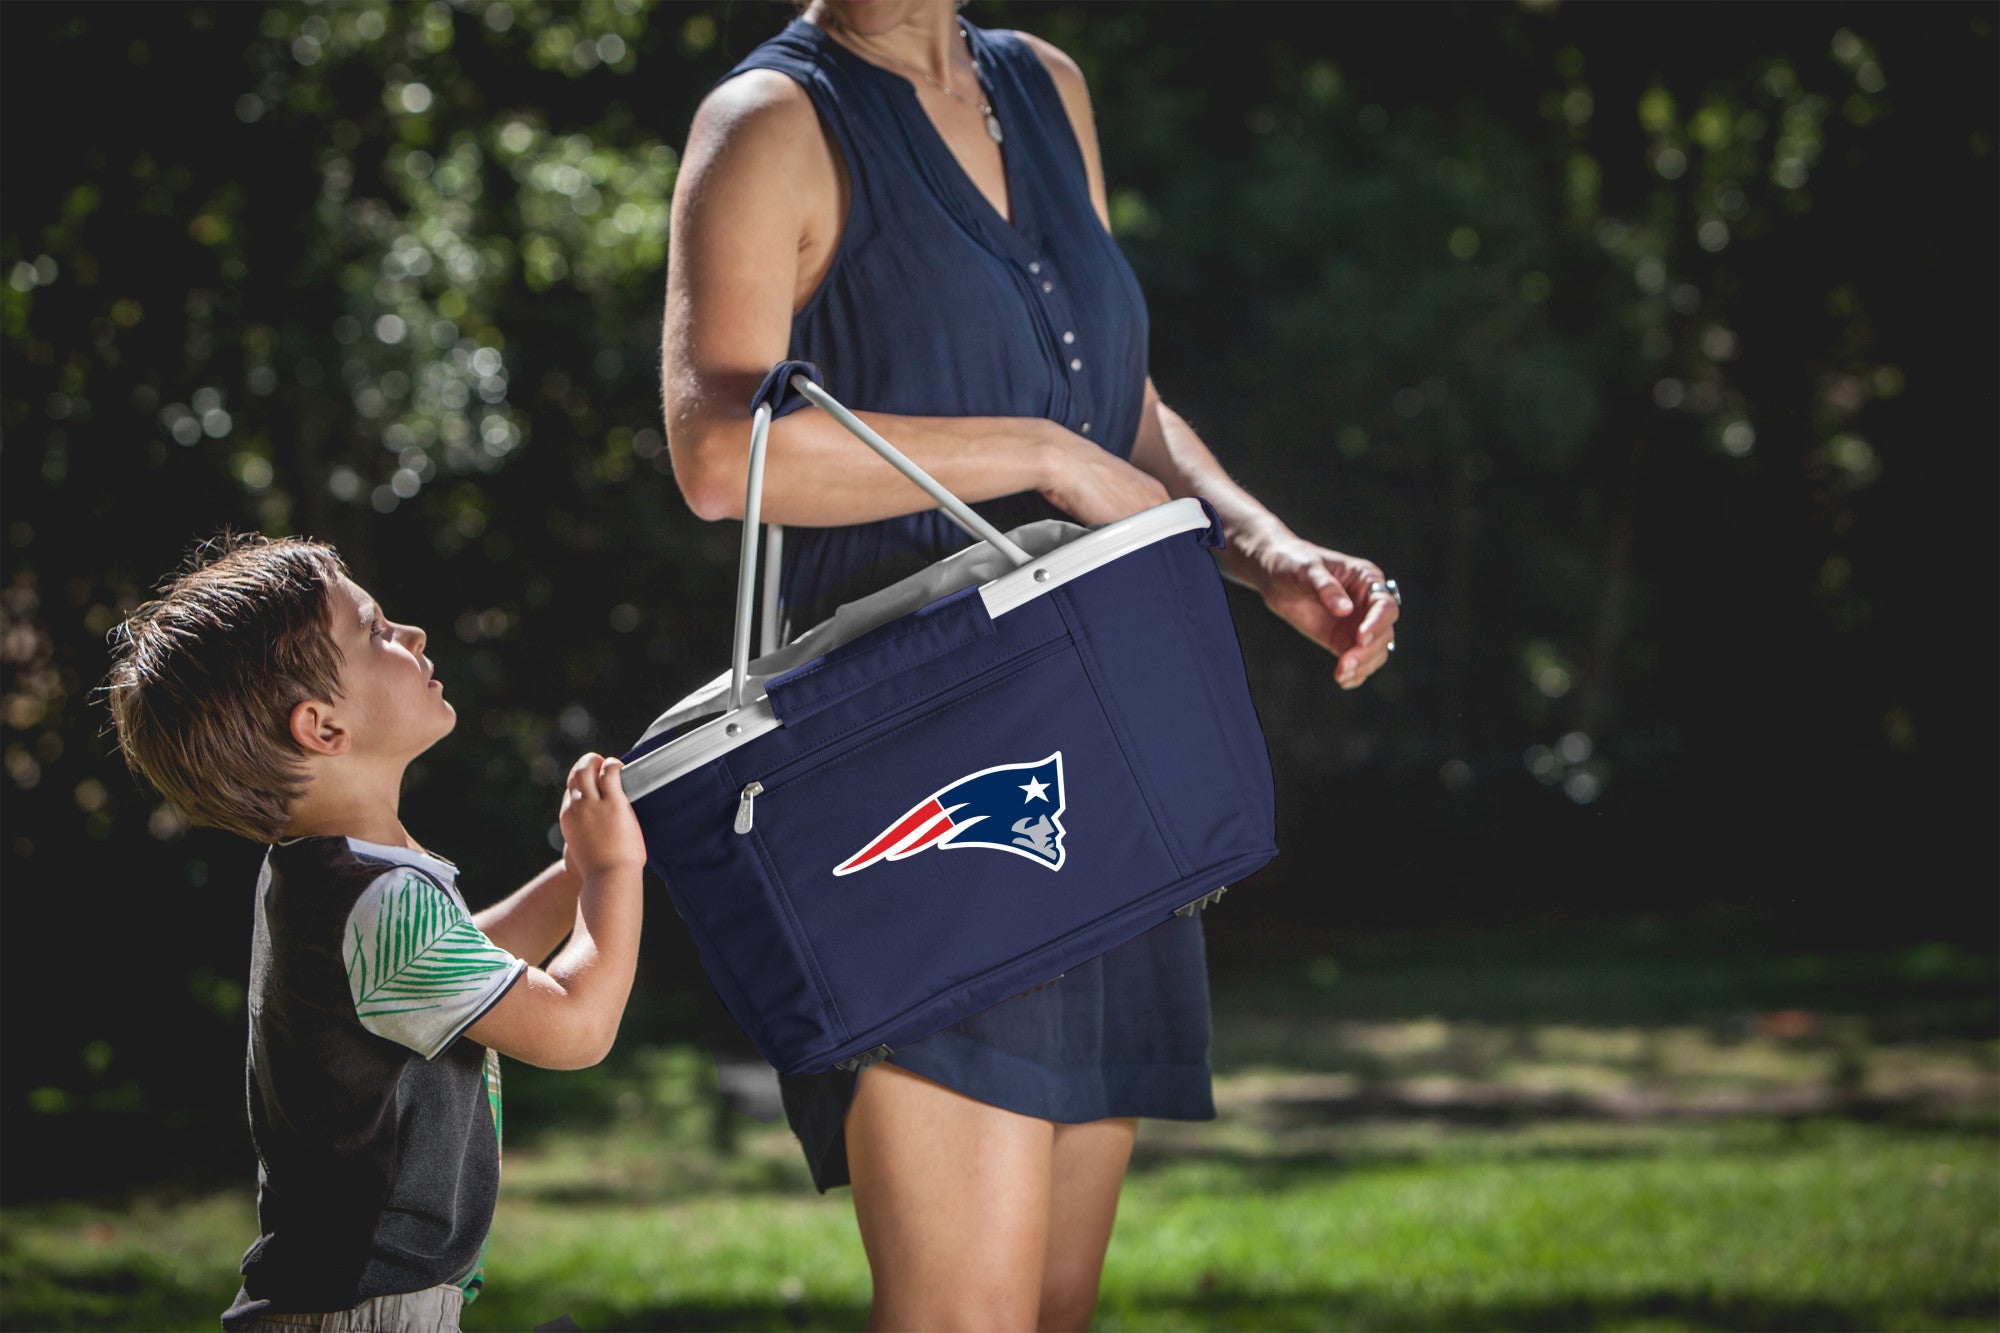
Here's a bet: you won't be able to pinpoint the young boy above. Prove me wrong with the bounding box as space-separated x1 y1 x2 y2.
106 532 646 1332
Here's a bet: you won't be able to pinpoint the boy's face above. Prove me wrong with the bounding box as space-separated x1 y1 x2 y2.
323 574 456 761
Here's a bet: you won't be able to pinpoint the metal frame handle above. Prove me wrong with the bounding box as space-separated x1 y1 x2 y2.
788 375 1034 567
758 522 784 656
727 403 774 712
726 373 1037 712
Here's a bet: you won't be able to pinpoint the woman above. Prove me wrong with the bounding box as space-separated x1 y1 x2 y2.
660 2 1399 1326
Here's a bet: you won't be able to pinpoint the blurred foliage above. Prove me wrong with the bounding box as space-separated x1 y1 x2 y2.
1 1 1992 1197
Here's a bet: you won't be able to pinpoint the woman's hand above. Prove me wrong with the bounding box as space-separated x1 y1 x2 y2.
1039 427 1171 525
559 753 646 879
1248 537 1401 690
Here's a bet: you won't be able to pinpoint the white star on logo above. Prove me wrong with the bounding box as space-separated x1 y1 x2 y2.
1020 776 1050 803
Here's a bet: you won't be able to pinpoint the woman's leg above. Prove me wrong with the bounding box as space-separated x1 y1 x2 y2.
1036 1117 1138 1332
846 1060 1056 1332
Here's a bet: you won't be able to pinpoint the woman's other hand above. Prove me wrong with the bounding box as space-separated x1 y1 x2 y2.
1038 427 1171 525
1251 538 1400 689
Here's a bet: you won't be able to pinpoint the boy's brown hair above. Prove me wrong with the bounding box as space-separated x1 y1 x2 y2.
106 532 351 843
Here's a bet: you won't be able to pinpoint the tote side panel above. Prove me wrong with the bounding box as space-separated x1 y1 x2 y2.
818 844 1281 1071
746 639 1182 1070
1163 533 1279 852
628 759 844 1062
1052 534 1277 879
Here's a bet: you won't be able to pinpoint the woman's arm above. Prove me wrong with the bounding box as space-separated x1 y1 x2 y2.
1129 381 1398 689
662 70 1164 528
1021 34 1399 689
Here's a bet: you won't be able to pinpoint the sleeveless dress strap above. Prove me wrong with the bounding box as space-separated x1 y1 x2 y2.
718 26 877 258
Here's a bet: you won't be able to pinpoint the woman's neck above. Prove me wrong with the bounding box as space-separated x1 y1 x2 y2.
807 1 966 84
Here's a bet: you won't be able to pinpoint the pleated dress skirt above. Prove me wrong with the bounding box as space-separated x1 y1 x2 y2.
779 909 1217 1192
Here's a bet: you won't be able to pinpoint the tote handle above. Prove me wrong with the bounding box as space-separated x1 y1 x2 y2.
728 402 775 714
726 369 1035 712
785 375 1035 567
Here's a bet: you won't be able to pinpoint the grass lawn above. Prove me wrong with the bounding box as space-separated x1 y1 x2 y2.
4 912 1994 1331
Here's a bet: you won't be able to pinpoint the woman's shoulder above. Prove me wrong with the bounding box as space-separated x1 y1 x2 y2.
698 65 815 123
687 66 823 168
986 29 1095 141
1000 29 1088 94
984 28 1106 219
693 17 836 138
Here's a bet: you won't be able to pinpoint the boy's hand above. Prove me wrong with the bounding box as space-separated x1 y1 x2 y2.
558 753 646 879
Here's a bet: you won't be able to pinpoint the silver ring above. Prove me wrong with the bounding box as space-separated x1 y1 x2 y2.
1368 578 1402 607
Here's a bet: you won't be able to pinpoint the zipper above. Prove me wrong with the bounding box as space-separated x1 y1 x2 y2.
730 636 1070 837
734 781 763 834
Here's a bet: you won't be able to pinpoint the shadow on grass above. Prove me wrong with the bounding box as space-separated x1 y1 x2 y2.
0 1282 865 1333
1128 1114 1986 1192
1 1271 212 1333
453 1283 2000 1332
510 1176 809 1207
1099 1286 2000 1333
12 1282 1998 1333
1128 1093 1999 1182
1234 1083 1993 1129
1132 1135 1689 1179
470 1296 872 1331
480 1286 2000 1332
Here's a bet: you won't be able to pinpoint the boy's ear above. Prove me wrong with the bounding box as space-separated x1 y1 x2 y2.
289 698 350 758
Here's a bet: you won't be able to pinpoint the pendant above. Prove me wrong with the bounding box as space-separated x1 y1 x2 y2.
985 112 1004 144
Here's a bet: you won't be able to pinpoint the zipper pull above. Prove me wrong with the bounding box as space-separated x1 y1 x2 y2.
733 781 764 835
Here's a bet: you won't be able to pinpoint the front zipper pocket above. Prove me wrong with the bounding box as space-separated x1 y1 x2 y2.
729 636 1072 834
733 781 763 834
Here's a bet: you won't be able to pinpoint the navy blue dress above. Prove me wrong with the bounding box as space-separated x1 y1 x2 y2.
722 16 1215 1193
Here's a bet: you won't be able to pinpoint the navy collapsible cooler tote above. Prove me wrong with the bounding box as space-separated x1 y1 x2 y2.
620 362 1276 1076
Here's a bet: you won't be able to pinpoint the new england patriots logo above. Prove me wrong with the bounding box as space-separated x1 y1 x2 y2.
833 752 1068 877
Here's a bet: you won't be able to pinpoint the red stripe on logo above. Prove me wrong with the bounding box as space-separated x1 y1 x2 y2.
836 798 947 874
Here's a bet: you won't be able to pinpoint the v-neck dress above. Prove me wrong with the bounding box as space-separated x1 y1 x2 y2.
715 16 1215 1193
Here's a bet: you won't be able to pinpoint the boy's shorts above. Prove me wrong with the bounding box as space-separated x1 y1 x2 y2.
232 1284 462 1333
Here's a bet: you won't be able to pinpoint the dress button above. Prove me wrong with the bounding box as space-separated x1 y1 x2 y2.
1069 358 1083 372
1061 331 1075 344
1028 261 1042 274
1080 422 1092 434
1041 280 1053 293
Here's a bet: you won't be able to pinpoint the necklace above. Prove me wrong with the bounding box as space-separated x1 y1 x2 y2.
842 22 1003 144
